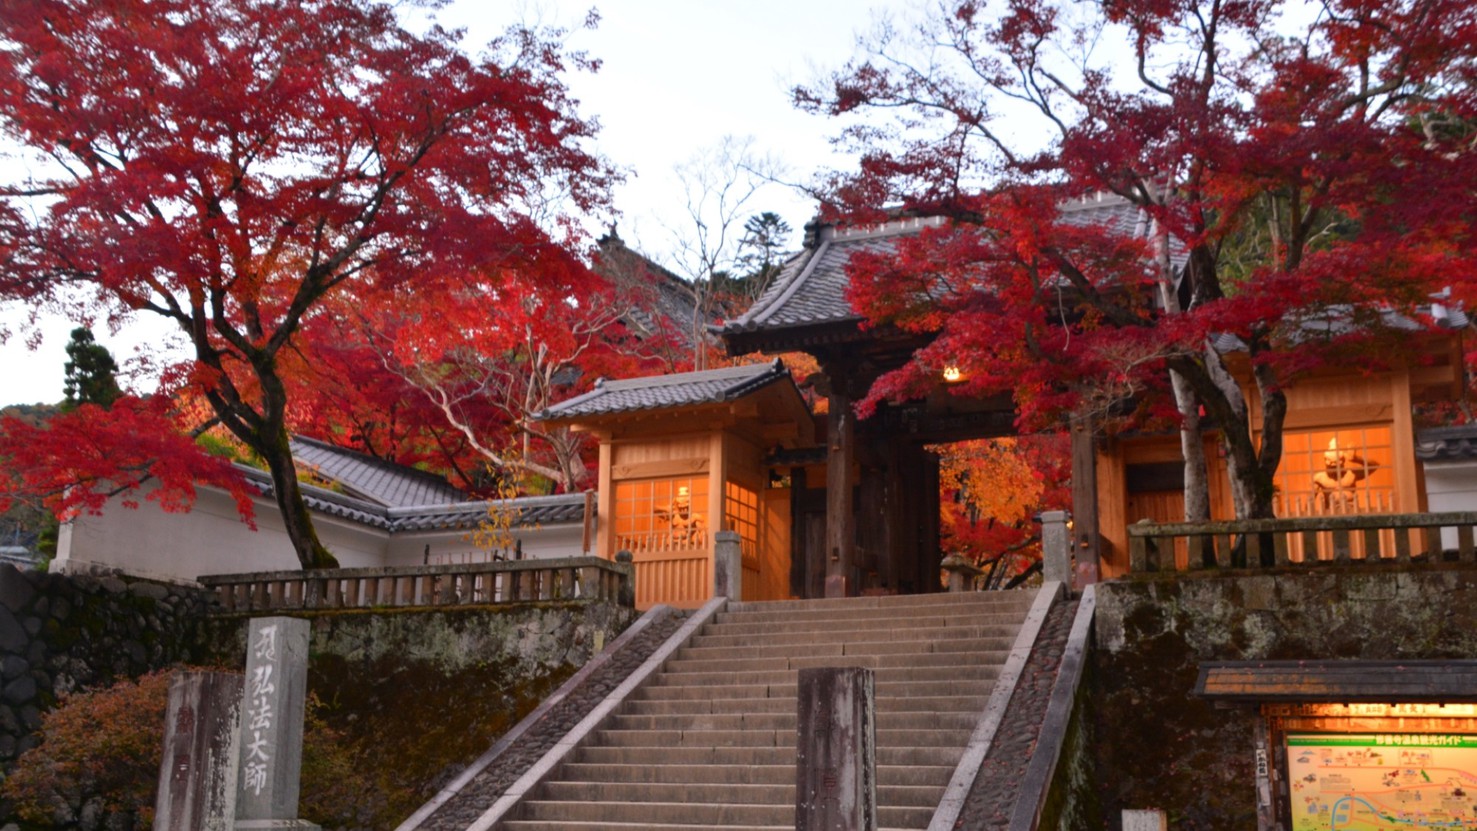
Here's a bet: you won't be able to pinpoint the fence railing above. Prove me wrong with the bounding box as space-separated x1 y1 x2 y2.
199 556 634 614
1128 511 1477 573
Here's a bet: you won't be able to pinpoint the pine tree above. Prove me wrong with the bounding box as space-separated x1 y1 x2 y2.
61 327 122 411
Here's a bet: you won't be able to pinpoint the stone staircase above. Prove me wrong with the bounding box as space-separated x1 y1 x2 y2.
498 589 1040 830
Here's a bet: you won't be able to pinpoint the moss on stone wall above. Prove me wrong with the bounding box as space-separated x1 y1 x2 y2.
202 601 635 827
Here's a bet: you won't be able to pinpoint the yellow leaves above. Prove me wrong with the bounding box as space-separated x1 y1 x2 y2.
931 437 1044 529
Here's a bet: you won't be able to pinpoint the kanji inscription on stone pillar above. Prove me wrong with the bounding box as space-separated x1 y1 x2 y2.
234 616 318 830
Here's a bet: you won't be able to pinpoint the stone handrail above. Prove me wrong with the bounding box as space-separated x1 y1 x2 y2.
1128 511 1477 573
198 556 634 614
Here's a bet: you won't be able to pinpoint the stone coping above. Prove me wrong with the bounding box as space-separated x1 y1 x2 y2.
392 601 677 831
926 582 1064 831
1008 583 1098 829
460 595 727 831
201 556 630 584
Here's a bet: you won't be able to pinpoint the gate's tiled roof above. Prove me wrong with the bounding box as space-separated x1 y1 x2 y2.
720 194 1173 351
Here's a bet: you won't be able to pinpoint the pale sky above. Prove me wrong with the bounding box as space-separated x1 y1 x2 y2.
0 0 886 407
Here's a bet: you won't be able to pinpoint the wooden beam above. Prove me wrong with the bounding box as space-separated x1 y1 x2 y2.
610 458 710 480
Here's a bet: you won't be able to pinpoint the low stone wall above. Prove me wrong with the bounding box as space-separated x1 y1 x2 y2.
0 565 212 765
1091 565 1477 829
203 601 641 826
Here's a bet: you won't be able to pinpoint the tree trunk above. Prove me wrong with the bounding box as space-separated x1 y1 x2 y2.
205 352 340 571
260 431 339 569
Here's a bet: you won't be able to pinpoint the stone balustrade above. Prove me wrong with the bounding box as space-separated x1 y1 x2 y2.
1128 511 1477 573
199 556 634 614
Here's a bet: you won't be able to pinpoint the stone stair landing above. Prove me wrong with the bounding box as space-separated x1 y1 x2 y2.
499 589 1039 831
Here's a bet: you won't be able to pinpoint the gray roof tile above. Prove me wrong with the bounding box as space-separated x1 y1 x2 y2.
289 436 467 508
721 196 1180 346
1417 424 1477 462
538 360 790 420
239 465 589 532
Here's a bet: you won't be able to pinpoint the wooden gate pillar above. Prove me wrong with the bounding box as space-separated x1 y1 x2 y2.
1071 412 1101 587
827 389 856 598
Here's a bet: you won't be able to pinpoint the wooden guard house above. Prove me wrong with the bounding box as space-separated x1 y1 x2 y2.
539 360 815 608
1098 346 1464 576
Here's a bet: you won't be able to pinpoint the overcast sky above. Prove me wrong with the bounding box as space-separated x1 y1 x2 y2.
0 0 885 407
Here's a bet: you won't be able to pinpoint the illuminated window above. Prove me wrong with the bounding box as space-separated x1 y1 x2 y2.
1274 427 1394 517
724 482 760 564
613 477 709 552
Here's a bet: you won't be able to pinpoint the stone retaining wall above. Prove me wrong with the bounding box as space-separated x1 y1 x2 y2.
1091 565 1477 829
0 565 213 766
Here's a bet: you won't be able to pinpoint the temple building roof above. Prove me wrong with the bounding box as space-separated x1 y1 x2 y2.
538 360 792 421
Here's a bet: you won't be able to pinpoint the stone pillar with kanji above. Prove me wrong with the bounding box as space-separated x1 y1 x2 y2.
234 616 319 831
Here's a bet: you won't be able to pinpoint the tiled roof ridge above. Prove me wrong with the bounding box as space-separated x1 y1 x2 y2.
236 463 591 531
289 434 466 502
593 358 782 391
383 491 588 519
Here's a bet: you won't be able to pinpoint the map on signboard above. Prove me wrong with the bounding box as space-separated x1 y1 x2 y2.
1287 734 1477 829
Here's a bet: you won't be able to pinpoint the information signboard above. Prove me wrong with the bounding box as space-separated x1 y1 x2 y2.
1286 733 1477 829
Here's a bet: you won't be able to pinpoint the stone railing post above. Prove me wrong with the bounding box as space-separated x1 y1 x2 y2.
1123 809 1168 830
153 670 243 831
235 616 318 831
1040 510 1072 586
615 550 635 607
796 666 876 831
713 531 742 600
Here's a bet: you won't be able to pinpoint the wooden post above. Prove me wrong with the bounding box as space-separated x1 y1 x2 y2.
1071 414 1101 586
796 667 876 831
153 671 242 831
827 389 856 598
581 489 595 555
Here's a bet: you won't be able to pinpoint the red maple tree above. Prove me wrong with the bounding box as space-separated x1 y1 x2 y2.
799 0 1477 522
0 0 614 567
321 246 686 494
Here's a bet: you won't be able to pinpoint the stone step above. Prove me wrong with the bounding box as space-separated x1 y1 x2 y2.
673 637 1010 664
537 780 945 808
591 727 966 750
606 709 978 733
725 590 1035 615
708 599 1022 625
687 622 1020 649
621 693 988 716
660 649 1009 676
647 663 999 688
707 605 1028 629
447 592 1045 831
515 798 935 828
634 677 994 701
573 743 963 768
503 823 925 831
554 762 958 788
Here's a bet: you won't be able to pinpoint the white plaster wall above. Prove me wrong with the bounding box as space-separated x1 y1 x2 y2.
52 487 389 583
383 522 589 567
1423 460 1477 549
52 486 597 583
